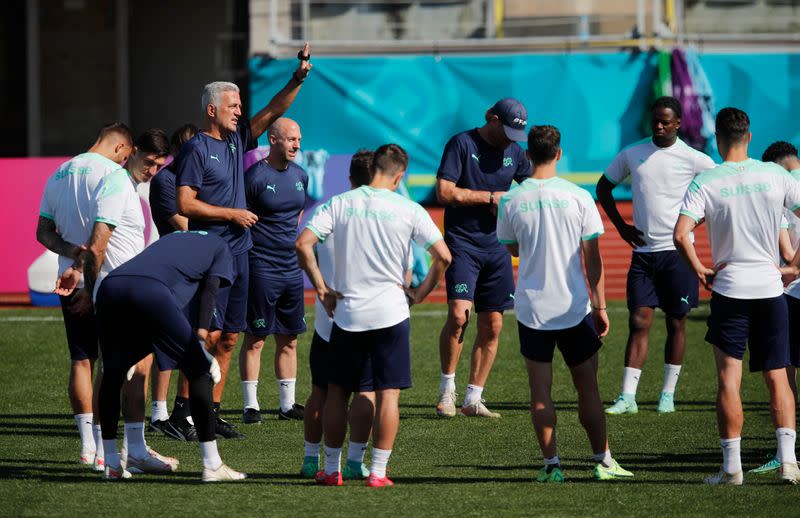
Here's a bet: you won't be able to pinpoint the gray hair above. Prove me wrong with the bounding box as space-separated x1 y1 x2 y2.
201 81 239 114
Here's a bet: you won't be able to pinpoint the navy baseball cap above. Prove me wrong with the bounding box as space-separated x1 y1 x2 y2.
491 98 528 141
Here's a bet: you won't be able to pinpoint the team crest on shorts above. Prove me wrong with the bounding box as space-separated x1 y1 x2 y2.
454 283 469 294
252 318 266 329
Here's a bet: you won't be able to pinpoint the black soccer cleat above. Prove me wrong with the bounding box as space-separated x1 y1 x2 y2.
277 403 305 421
215 416 246 439
242 408 263 425
148 419 185 441
159 416 199 441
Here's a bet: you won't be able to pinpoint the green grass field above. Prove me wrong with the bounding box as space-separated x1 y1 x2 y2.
0 302 796 516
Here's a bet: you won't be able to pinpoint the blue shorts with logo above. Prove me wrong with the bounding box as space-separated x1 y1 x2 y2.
59 293 98 361
96 276 213 379
627 250 698 316
328 319 411 392
705 292 790 373
246 272 306 337
214 251 249 333
445 245 515 313
786 295 800 368
309 331 329 389
517 314 602 367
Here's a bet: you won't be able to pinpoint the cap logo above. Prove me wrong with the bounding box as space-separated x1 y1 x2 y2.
512 117 527 127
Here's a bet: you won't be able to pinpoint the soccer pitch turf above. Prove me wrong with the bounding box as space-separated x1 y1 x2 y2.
0 302 796 516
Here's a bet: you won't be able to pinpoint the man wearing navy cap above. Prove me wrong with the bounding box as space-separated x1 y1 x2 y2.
434 98 532 418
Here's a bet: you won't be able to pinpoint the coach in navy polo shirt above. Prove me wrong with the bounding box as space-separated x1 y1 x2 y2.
434 98 531 419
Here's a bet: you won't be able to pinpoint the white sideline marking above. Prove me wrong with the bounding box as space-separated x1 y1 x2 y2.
0 316 63 322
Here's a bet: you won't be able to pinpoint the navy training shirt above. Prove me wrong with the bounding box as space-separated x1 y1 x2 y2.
437 129 531 250
175 117 257 256
245 160 308 276
149 165 179 237
106 231 234 310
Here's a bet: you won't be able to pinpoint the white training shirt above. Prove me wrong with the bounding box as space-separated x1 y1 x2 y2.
604 137 715 253
313 237 335 341
497 177 604 330
91 169 146 300
783 169 800 299
679 159 800 300
306 185 443 332
38 152 124 284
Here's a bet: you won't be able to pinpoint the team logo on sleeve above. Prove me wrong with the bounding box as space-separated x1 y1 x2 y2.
454 283 469 294
503 157 513 167
295 181 304 191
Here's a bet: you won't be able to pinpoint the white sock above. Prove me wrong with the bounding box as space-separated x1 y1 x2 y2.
463 384 483 407
544 455 560 467
103 439 120 468
370 447 392 478
241 380 259 411
278 378 296 412
74 413 95 454
592 450 613 467
776 427 797 464
347 441 368 464
93 424 104 459
151 400 169 423
661 364 682 394
123 422 148 460
200 440 223 470
304 441 321 459
621 367 642 397
721 437 742 474
324 446 342 475
440 372 456 394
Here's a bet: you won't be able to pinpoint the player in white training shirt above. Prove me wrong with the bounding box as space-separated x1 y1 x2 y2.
497 125 633 483
297 144 451 487
36 123 132 470
674 108 800 485
597 96 715 415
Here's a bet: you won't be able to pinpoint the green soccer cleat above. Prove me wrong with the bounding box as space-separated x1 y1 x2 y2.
657 392 675 414
536 466 565 483
342 460 370 480
594 459 634 481
749 454 780 475
300 456 319 478
605 395 638 415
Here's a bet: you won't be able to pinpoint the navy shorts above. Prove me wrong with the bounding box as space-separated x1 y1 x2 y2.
705 292 790 372
246 272 306 337
214 251 249 333
517 314 602 367
627 250 699 316
96 276 213 379
309 331 329 389
59 293 98 361
786 295 800 368
328 319 411 392
445 245 515 312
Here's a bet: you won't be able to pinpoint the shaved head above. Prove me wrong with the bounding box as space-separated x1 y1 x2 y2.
267 117 299 139
266 117 302 169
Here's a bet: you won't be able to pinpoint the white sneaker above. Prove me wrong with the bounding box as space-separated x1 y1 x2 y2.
436 389 457 418
461 399 501 418
103 464 132 481
780 462 800 485
703 469 743 485
79 450 95 466
92 455 105 473
126 449 179 474
202 463 247 482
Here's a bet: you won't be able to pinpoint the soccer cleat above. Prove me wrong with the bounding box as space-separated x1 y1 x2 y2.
278 404 305 421
79 451 95 466
461 399 500 418
314 470 343 486
103 464 132 481
436 389 457 418
215 416 246 439
749 454 780 474
780 462 800 485
594 458 634 481
300 456 319 478
92 455 105 472
149 419 186 440
342 460 370 480
365 474 395 487
536 465 565 483
605 395 638 415
202 463 246 482
165 417 198 442
656 392 675 414
242 408 263 425
703 469 743 485
126 449 179 474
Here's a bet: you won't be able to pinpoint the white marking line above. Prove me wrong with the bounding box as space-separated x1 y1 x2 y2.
0 316 63 322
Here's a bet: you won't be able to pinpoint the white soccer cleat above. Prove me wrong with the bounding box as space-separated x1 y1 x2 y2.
703 469 743 485
202 463 247 483
126 449 179 474
103 464 132 481
436 389 457 418
79 450 95 466
461 399 501 418
92 455 105 472
780 462 800 485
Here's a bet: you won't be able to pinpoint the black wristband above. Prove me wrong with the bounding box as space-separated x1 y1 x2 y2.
297 50 311 61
